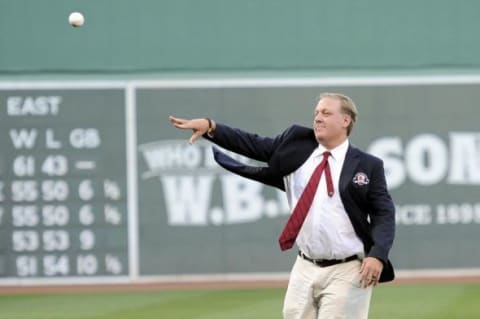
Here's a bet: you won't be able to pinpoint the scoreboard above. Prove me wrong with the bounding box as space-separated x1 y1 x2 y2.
0 87 128 280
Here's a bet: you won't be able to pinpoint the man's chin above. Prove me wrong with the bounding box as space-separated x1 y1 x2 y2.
314 134 325 143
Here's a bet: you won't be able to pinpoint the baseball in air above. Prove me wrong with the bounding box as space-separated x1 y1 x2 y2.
68 12 84 27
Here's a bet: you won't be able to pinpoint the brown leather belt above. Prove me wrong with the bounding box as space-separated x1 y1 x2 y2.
298 251 358 267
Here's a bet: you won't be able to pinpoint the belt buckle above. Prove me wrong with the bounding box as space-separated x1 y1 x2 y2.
311 256 327 266
299 251 326 266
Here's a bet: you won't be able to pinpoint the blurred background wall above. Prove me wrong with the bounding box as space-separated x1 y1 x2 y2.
1 0 480 76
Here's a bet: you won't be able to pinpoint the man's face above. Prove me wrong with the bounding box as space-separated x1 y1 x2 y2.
313 97 351 145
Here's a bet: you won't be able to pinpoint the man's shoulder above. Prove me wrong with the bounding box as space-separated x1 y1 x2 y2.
349 145 383 164
281 124 314 138
287 124 312 132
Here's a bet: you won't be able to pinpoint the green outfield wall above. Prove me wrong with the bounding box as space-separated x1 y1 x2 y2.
1 0 480 74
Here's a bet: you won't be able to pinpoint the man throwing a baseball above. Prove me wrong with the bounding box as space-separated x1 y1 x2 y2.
169 92 395 319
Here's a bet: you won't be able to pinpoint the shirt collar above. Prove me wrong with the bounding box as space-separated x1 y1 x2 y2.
315 139 349 162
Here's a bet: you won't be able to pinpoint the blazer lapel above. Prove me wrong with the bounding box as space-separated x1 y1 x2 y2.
339 146 360 192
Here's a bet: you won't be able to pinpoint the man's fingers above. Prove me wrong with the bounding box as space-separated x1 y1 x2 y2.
170 116 210 144
169 115 181 124
359 261 365 274
169 115 191 127
188 131 203 144
359 273 377 288
169 116 191 129
359 257 383 288
359 273 370 288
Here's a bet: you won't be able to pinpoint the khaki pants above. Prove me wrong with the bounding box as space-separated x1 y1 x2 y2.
283 256 373 319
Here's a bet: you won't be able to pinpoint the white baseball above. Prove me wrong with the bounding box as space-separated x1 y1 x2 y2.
68 12 85 27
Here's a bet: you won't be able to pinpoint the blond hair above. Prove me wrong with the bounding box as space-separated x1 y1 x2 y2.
319 92 358 135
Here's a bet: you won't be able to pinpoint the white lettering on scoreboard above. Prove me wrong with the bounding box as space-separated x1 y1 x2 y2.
140 134 480 228
368 132 480 189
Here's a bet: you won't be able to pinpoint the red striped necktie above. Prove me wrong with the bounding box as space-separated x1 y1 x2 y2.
278 151 334 251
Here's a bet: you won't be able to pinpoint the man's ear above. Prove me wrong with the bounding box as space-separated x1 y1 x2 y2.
342 114 352 128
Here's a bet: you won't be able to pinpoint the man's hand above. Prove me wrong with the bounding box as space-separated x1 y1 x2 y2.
359 257 383 288
169 116 213 144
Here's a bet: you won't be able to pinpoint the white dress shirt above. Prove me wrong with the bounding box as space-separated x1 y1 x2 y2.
284 139 364 260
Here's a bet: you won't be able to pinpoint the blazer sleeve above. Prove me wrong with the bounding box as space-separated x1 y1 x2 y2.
203 123 286 162
366 159 396 263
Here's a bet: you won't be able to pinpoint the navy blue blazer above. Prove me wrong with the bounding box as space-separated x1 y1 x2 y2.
205 123 395 283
